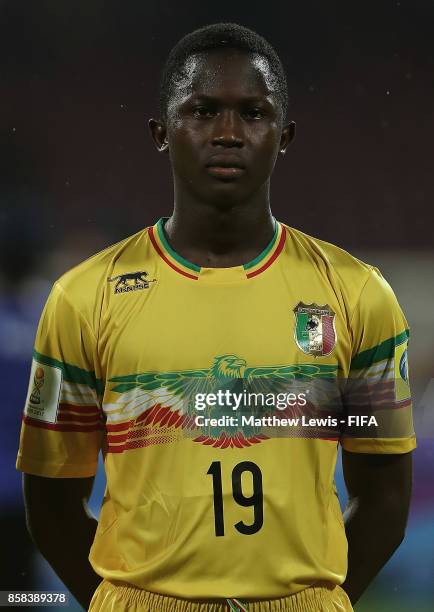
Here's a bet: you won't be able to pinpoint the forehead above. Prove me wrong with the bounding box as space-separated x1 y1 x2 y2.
170 49 277 104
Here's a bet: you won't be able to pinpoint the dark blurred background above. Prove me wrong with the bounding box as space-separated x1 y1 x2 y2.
1 1 433 610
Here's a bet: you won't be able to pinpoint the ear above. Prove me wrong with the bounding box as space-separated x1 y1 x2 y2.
279 121 296 155
148 118 169 152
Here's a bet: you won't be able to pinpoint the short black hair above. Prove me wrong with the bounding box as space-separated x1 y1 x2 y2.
160 23 288 120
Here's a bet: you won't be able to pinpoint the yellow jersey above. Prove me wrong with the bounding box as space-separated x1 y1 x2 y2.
16 218 416 599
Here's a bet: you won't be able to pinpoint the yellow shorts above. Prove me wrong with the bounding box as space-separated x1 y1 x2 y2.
88 579 353 612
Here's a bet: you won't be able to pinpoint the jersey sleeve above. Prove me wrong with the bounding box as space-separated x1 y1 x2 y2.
341 268 416 454
16 281 105 477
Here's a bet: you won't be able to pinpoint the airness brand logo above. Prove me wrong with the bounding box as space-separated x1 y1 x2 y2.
108 271 156 294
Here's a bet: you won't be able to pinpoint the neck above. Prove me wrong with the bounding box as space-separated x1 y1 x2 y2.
164 180 275 268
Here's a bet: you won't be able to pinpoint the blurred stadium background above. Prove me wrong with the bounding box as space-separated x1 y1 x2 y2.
1 1 433 610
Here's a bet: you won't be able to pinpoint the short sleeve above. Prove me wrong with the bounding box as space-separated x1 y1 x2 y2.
341 268 416 454
16 282 105 477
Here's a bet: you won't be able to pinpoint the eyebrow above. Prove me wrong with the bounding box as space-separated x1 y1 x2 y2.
187 93 274 106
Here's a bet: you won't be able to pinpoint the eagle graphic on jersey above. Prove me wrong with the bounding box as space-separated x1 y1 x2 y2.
105 355 338 448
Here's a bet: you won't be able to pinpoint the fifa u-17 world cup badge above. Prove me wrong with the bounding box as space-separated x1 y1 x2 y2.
293 302 337 357
24 359 62 423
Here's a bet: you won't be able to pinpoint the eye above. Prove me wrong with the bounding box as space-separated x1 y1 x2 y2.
192 106 216 118
244 107 265 120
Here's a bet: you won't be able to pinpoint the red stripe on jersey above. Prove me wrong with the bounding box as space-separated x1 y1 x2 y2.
176 414 188 428
106 425 169 444
106 406 194 433
23 415 104 432
246 227 286 279
221 435 233 448
148 227 199 280
213 432 226 448
235 432 250 447
57 412 101 423
151 405 170 424
159 408 174 426
247 434 268 443
321 315 336 354
58 402 100 414
167 410 183 427
107 435 175 453
138 404 161 424
107 432 129 443
106 420 134 432
193 435 207 443
106 416 188 446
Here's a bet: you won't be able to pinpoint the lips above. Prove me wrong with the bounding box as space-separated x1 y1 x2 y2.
206 155 245 170
205 155 246 179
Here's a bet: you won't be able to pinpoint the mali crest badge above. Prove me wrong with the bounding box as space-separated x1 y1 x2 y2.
293 302 337 357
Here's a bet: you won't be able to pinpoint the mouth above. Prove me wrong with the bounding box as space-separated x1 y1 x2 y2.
205 156 246 180
206 166 245 179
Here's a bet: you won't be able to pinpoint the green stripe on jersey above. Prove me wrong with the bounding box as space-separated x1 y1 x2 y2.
350 330 409 371
33 350 104 395
243 220 278 270
156 218 201 273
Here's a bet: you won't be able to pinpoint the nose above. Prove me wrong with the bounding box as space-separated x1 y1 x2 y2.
211 109 244 148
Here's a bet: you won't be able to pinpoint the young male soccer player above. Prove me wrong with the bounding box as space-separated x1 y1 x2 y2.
17 23 416 612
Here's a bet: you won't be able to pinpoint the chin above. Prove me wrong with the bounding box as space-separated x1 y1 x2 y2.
201 182 257 206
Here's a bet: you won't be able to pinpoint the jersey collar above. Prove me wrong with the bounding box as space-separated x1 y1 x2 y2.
149 217 286 282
